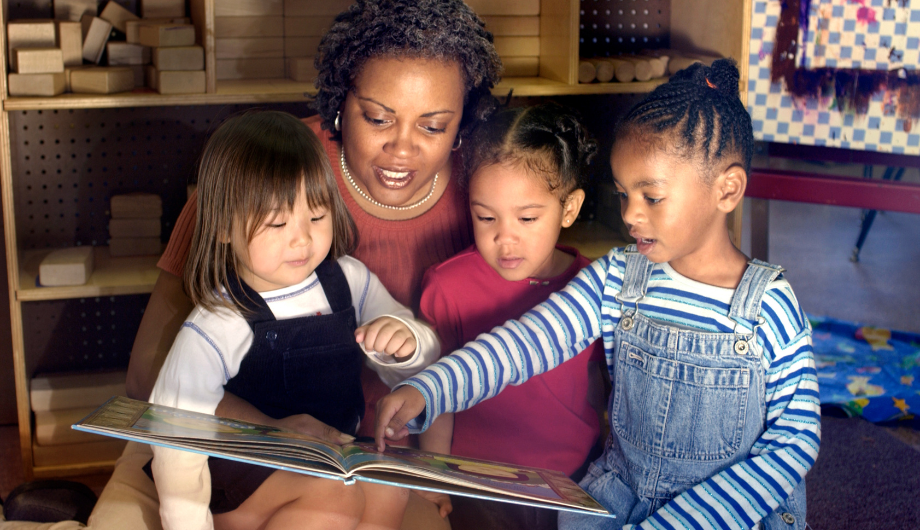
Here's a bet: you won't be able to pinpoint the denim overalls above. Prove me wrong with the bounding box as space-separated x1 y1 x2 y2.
560 248 806 530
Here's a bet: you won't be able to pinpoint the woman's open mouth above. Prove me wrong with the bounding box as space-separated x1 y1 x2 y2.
375 167 414 190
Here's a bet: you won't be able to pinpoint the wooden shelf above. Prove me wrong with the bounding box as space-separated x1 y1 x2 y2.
18 246 161 301
3 76 667 111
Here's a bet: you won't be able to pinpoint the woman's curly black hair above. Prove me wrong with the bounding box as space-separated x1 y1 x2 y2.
312 0 503 142
463 102 598 202
615 58 754 180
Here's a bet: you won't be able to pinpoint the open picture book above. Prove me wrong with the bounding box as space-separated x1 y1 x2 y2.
73 396 613 518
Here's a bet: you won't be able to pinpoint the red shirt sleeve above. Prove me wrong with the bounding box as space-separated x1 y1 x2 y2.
156 189 197 277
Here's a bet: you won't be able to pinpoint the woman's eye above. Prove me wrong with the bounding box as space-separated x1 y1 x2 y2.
363 114 389 126
421 124 446 134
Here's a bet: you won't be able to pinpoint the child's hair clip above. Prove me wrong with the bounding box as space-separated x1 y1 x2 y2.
705 77 717 89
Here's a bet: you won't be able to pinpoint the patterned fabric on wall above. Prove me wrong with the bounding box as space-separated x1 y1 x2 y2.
747 0 920 155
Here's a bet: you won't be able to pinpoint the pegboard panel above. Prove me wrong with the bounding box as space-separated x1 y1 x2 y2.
22 294 148 376
579 0 671 58
8 103 311 251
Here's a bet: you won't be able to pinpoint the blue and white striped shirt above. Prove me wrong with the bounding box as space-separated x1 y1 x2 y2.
402 248 820 529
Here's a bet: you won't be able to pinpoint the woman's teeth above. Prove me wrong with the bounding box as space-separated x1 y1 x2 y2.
380 169 409 179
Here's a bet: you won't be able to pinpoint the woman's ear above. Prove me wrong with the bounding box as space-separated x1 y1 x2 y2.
715 165 747 213
562 189 586 227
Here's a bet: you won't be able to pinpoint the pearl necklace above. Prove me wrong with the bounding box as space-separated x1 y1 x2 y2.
339 148 439 211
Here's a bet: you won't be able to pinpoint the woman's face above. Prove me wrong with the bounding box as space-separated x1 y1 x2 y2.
340 56 465 208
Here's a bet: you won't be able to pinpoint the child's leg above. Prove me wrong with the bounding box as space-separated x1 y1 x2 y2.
213 470 364 530
357 482 410 530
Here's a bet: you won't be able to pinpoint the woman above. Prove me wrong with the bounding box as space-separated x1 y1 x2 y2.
113 0 502 528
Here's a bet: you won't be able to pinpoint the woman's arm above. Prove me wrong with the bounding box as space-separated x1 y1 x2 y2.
126 270 194 400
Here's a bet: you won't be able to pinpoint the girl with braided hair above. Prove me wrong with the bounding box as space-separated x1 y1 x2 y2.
377 59 820 530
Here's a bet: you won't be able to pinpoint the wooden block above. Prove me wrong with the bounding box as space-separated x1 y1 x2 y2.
109 218 161 238
109 237 163 256
145 64 158 89
30 370 127 412
34 407 100 446
285 57 316 82
140 0 186 18
70 66 135 93
215 16 284 38
493 36 539 57
284 0 354 16
32 438 128 466
281 16 333 38
126 17 189 43
501 56 539 77
99 0 139 33
481 16 540 36
64 65 89 91
81 15 113 64
154 69 206 94
578 60 596 84
152 45 203 70
217 57 285 80
598 58 635 83
216 37 283 59
214 0 283 17
110 192 162 218
7 72 66 96
618 55 653 82
586 58 615 83
53 0 97 22
7 19 56 71
283 36 322 58
138 23 195 47
106 42 150 65
463 0 540 16
55 21 83 67
15 48 64 74
38 246 94 286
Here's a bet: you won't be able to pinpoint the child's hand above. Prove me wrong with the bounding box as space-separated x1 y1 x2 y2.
273 413 356 445
413 490 453 518
355 317 417 360
375 385 427 451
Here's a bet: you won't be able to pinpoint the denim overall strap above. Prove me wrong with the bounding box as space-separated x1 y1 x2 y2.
618 245 656 303
728 259 785 322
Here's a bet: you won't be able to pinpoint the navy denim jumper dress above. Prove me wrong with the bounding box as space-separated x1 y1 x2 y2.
207 259 366 513
560 248 806 530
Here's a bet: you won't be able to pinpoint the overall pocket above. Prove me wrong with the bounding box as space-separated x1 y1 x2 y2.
611 341 751 461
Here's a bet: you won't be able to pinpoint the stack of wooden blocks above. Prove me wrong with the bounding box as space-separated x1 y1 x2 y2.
5 0 202 96
108 192 163 257
135 0 205 94
214 0 351 82
30 370 128 467
468 0 540 77
577 51 722 84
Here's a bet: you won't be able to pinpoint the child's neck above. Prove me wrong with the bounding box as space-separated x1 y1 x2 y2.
668 239 749 290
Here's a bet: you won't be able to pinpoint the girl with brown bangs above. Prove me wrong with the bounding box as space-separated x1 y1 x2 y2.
146 111 440 530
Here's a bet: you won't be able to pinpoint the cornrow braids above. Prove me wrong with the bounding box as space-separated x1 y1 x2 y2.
464 102 597 201
617 58 754 178
312 0 503 142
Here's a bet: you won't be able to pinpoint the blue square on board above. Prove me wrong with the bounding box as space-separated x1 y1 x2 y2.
755 2 767 14
912 10 920 22
832 4 844 16
756 94 767 106
826 58 837 67
830 127 842 139
868 117 881 129
777 122 789 134
763 41 774 54
803 124 815 136
868 23 880 34
896 23 906 35
865 48 877 61
840 46 852 59
781 95 793 108
748 79 758 91
854 129 866 142
752 27 763 39
871 0 884 7
844 114 855 126
770 81 783 94
792 110 804 122
883 8 896 20
763 133 775 142
828 32 840 44
806 98 819 110
892 146 904 154
855 33 865 46
907 37 919 50
844 19 856 32
766 15 778 26
865 143 877 150
880 131 892 144
815 45 826 57
841 141 851 148
815 138 827 146
760 67 771 79
767 108 778 120
818 112 830 124
908 134 919 147
753 120 763 132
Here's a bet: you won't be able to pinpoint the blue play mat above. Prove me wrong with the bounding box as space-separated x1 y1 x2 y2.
812 316 920 423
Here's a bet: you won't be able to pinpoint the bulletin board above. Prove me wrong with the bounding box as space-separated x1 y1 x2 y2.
747 0 920 155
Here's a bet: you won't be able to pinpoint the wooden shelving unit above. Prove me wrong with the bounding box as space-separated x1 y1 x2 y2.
0 0 750 479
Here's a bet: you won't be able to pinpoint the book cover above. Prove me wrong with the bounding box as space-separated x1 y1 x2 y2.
73 397 612 518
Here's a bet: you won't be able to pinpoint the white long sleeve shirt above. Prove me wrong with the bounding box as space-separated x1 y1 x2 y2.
148 255 439 530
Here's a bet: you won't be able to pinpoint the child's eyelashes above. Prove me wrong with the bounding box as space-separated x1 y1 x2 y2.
645 196 663 205
616 191 663 205
520 217 537 224
475 216 495 223
311 214 326 222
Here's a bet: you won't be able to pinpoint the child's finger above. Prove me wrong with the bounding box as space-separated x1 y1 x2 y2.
374 387 422 450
